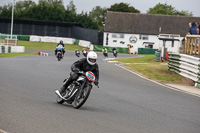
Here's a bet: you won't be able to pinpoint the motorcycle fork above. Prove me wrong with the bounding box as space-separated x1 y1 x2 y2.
76 80 86 99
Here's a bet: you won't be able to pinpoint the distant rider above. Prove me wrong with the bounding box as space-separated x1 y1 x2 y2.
75 49 80 54
60 51 99 93
55 40 65 56
112 47 118 57
102 47 108 57
82 48 87 57
75 49 80 57
112 47 117 52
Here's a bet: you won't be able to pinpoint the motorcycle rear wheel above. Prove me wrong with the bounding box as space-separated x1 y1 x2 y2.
73 86 91 109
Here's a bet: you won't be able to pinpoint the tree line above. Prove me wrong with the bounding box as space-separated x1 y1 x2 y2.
0 0 193 32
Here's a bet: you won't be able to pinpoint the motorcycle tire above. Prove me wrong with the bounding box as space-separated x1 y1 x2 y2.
58 54 61 61
73 86 91 109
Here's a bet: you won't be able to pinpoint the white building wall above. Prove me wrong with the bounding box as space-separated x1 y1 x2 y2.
103 32 183 54
158 39 182 53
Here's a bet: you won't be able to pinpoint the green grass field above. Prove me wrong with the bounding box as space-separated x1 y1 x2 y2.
0 40 85 58
114 55 185 84
0 52 37 58
18 40 84 51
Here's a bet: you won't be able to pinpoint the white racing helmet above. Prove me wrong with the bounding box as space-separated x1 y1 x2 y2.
87 51 97 65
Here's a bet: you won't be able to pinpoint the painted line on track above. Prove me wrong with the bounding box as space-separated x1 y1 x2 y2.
0 129 9 133
115 64 200 98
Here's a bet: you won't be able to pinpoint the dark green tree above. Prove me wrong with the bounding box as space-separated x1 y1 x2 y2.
108 2 140 13
0 0 99 30
66 0 76 13
0 3 12 18
39 0 63 5
64 10 76 22
76 12 99 29
89 6 107 31
26 0 65 21
147 3 193 16
174 10 193 17
15 1 36 19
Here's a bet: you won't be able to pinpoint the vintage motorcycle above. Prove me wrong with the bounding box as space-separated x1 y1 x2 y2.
55 71 99 109
56 45 64 61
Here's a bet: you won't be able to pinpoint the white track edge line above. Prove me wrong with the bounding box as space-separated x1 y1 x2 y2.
0 129 9 133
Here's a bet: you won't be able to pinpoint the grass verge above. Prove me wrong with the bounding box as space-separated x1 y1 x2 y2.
0 52 37 58
114 55 194 85
0 40 85 58
18 40 84 51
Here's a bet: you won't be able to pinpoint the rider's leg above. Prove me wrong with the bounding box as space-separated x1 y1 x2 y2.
60 72 78 93
60 77 73 93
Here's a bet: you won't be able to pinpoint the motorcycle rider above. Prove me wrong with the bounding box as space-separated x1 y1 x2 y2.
82 48 87 57
112 47 117 56
75 49 80 57
112 47 117 52
60 51 99 93
55 40 65 56
102 47 108 57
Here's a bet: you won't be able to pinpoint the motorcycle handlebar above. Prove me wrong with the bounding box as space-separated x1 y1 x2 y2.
76 71 85 75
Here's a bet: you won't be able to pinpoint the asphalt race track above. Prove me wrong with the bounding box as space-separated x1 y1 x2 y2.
0 51 200 133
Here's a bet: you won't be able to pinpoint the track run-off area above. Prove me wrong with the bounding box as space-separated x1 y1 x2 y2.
0 51 200 133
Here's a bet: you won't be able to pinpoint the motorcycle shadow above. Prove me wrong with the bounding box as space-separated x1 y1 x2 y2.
54 102 107 112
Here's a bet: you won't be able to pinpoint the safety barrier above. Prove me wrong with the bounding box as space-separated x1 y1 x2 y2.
138 48 158 54
168 53 200 88
30 35 76 44
185 35 200 55
0 45 25 53
29 35 92 48
0 45 11 53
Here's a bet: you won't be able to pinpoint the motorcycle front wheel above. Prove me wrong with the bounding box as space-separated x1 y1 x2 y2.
58 53 61 61
73 86 91 109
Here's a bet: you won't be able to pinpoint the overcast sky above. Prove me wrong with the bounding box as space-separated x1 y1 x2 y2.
1 0 200 17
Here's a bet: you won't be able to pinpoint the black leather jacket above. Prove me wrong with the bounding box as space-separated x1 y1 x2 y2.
71 58 99 82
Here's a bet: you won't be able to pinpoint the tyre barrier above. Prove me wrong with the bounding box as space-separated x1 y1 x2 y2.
0 45 25 53
168 53 200 88
0 45 11 53
38 52 48 56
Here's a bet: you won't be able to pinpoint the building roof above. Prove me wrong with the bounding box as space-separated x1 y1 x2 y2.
104 11 200 36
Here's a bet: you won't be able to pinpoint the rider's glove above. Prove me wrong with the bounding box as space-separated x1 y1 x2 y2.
73 68 80 73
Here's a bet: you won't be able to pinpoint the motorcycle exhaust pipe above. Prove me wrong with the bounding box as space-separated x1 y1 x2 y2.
55 89 78 101
55 90 67 101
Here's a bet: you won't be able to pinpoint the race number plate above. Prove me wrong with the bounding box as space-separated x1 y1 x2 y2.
86 71 95 82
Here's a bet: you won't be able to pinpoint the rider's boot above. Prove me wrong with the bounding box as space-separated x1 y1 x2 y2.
60 77 73 93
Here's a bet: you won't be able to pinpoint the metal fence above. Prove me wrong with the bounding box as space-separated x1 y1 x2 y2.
185 35 200 55
0 18 103 45
0 33 18 46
